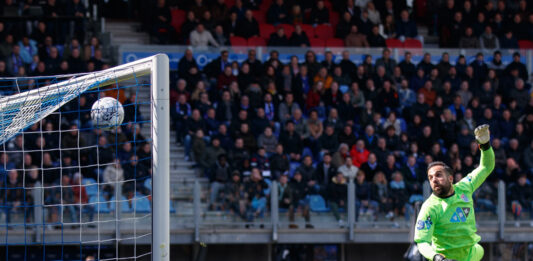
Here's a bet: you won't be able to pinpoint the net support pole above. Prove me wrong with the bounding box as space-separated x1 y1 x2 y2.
151 54 170 261
33 181 43 243
498 180 505 241
347 179 355 241
271 181 279 242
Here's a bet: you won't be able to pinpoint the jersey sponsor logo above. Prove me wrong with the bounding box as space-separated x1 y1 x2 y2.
450 207 471 223
466 176 472 182
461 193 469 202
416 216 433 230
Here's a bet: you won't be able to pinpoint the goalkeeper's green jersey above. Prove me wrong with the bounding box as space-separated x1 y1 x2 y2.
414 147 495 260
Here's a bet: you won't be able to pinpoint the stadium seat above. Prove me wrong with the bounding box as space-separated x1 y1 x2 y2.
170 201 176 213
229 36 247 46
326 38 344 47
83 178 98 197
309 195 330 212
224 0 235 7
279 24 294 37
252 10 266 24
309 38 326 47
299 24 315 38
248 36 266 47
170 9 186 33
110 195 132 213
386 38 404 48
89 194 110 213
329 11 339 28
144 178 152 193
518 40 533 49
259 23 276 39
132 193 151 213
404 38 423 48
315 25 334 39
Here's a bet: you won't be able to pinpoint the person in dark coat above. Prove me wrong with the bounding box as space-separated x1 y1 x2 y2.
268 27 290 46
236 10 259 38
327 172 348 226
509 174 533 223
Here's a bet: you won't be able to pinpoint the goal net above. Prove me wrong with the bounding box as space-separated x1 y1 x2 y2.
0 54 170 260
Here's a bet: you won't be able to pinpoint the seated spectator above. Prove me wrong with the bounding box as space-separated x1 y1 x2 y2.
309 0 329 25
267 0 289 25
336 12 353 39
189 24 219 48
479 26 499 51
290 24 310 47
213 25 228 46
367 25 385 47
366 2 381 25
338 156 359 180
151 0 173 44
509 174 533 226
350 140 370 168
268 27 290 47
332 143 350 169
236 10 259 39
396 10 420 42
345 25 369 47
201 138 226 171
327 171 348 227
389 171 413 223
500 30 519 49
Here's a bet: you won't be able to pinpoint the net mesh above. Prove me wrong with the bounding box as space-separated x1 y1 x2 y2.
0 63 155 260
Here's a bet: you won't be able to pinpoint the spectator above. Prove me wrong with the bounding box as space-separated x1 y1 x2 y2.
209 154 232 209
500 30 519 49
336 12 353 39
388 171 413 223
459 27 480 48
355 170 378 221
290 24 310 47
236 10 259 39
287 172 313 228
338 156 359 180
505 52 528 81
213 25 228 46
309 0 329 25
345 25 369 47
201 138 226 171
268 27 290 46
366 2 381 24
396 10 420 42
267 0 289 25
479 26 500 51
224 171 247 220
509 174 533 226
375 49 397 77
398 52 416 80
367 25 385 47
189 24 219 48
327 171 348 227
244 168 268 222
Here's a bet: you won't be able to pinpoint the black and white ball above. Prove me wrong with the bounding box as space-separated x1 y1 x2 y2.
91 97 125 130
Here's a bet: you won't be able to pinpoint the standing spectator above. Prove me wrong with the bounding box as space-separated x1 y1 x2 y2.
151 0 173 44
209 154 232 210
288 172 313 228
279 121 303 162
389 171 413 223
245 169 268 222
225 171 247 220
328 172 348 227
355 171 378 221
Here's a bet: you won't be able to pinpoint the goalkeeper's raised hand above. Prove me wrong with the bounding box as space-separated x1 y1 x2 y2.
433 254 457 261
474 124 490 149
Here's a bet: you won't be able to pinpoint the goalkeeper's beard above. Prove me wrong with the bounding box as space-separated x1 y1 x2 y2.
432 180 453 198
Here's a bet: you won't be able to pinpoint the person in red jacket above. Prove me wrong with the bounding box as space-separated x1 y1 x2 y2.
350 139 370 167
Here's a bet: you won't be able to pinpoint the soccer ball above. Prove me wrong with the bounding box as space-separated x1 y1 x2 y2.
91 97 125 130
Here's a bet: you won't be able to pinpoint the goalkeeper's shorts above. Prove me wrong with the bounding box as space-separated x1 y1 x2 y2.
443 243 483 261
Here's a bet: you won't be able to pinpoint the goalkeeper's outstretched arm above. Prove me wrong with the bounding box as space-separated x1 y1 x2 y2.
466 124 495 191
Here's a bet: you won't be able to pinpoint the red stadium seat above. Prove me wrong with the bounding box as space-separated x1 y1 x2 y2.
170 9 186 33
224 0 235 7
518 40 533 49
315 25 334 39
329 11 339 28
310 38 325 47
259 23 276 40
326 38 344 47
299 24 315 38
248 36 266 47
230 36 247 46
404 38 423 48
386 38 404 48
252 10 266 24
279 24 294 37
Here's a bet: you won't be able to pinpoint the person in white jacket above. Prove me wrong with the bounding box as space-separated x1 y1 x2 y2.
189 24 220 48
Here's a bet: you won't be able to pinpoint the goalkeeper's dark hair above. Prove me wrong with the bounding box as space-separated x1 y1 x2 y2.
427 161 454 176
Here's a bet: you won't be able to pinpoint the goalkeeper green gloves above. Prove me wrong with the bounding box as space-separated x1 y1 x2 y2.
474 124 491 150
433 254 457 261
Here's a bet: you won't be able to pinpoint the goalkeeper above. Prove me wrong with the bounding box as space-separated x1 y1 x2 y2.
414 124 495 261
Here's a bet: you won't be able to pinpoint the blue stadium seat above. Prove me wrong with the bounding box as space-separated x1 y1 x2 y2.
170 201 176 213
309 195 330 212
132 193 151 213
144 178 152 193
263 178 272 196
110 196 132 213
83 178 98 197
89 193 110 213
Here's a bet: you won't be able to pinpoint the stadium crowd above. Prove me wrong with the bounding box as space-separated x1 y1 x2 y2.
148 0 533 49
173 47 533 226
0 0 152 227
